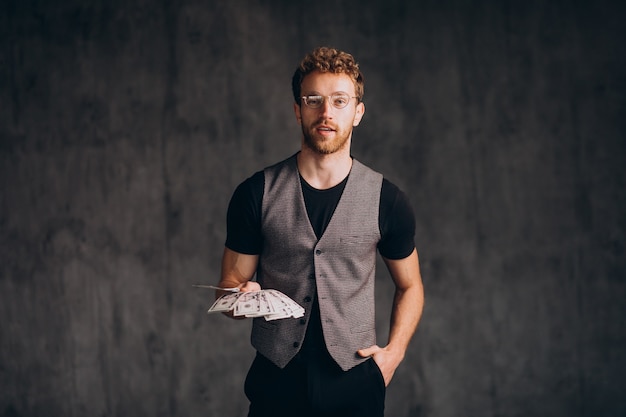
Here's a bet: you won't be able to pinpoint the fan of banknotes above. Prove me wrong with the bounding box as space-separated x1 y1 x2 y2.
196 285 305 321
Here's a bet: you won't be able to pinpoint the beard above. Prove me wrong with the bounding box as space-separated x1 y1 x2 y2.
301 120 351 155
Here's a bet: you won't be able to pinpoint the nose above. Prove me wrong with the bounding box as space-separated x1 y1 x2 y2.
320 97 334 118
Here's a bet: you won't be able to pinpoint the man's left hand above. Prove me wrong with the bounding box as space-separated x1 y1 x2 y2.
357 344 403 387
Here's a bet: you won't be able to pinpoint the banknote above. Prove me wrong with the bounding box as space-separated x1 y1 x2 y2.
207 289 304 321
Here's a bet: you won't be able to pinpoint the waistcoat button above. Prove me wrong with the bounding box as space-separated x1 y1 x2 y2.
315 249 322 255
293 342 300 348
304 296 312 302
299 318 306 325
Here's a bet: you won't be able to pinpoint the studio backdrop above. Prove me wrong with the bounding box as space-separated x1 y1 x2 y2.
1 1 624 416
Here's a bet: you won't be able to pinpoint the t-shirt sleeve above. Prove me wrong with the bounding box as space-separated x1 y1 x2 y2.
378 179 416 260
224 171 264 255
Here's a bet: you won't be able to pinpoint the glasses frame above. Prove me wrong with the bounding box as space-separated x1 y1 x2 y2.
300 93 359 109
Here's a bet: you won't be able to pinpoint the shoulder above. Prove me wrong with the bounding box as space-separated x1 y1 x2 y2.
352 158 383 179
264 153 299 176
228 170 264 216
381 178 408 204
380 179 414 231
233 170 264 198
378 178 416 259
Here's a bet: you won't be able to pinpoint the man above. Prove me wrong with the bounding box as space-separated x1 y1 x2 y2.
217 46 424 417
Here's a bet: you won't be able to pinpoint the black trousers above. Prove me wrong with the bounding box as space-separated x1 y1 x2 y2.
245 350 386 417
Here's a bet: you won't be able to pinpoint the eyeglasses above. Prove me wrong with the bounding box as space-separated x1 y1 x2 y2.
301 93 358 109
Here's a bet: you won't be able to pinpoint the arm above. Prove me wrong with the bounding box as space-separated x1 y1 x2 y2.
358 248 424 386
217 247 261 317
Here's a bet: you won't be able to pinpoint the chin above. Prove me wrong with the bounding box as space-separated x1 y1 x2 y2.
305 136 349 155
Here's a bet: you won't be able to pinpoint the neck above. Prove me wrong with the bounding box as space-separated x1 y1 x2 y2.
297 146 353 190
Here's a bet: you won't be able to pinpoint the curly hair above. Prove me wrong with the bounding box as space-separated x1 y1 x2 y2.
291 47 364 105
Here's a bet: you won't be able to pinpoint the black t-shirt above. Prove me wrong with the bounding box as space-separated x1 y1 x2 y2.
225 170 416 259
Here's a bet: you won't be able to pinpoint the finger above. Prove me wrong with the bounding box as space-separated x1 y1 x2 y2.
357 345 381 357
240 281 261 292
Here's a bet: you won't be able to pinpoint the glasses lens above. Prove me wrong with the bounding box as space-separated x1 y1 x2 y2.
304 96 323 108
302 94 353 109
331 93 351 108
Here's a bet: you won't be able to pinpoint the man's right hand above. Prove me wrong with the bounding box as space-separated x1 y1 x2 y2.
218 280 262 320
239 281 261 292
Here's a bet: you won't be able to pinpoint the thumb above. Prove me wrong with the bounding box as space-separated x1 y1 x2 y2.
357 345 381 358
240 281 261 292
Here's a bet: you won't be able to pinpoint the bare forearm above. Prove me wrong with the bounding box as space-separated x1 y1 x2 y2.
218 247 260 298
220 248 258 283
387 283 424 357
384 249 424 357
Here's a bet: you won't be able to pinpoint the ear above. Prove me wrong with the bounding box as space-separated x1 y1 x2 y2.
353 101 365 127
294 102 302 125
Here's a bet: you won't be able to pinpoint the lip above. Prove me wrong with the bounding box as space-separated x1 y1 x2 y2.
316 125 336 134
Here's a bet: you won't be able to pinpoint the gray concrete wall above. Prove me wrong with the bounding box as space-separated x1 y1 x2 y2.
1 1 624 416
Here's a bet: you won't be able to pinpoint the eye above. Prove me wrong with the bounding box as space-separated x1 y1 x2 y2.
332 95 349 107
303 96 321 106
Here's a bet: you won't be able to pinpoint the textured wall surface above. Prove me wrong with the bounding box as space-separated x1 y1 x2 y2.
1 1 625 416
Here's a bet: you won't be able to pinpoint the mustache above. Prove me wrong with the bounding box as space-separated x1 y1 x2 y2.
312 120 337 130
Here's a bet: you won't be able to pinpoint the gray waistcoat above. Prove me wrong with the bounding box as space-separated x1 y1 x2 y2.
251 154 383 371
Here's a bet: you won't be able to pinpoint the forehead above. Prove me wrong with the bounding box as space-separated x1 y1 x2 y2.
301 71 356 95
